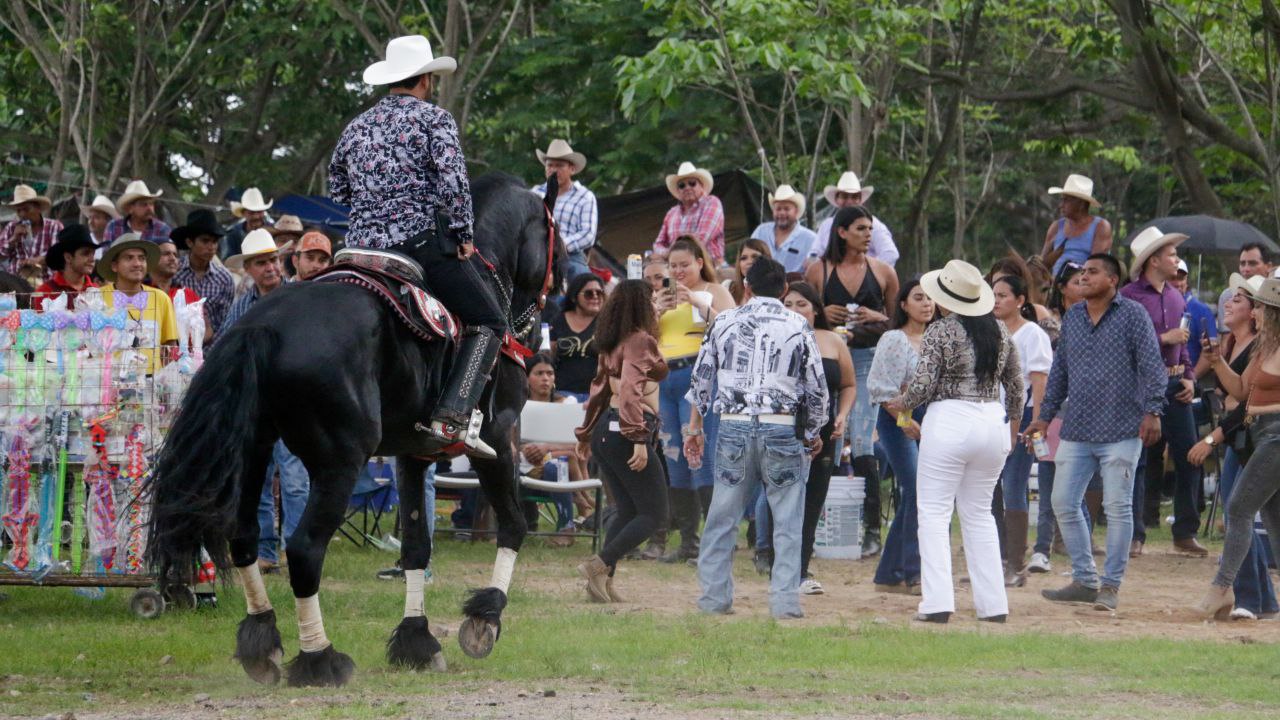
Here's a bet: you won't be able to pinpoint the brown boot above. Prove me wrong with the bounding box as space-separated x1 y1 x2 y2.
1192 584 1234 621
576 555 611 603
605 574 627 603
1003 510 1029 588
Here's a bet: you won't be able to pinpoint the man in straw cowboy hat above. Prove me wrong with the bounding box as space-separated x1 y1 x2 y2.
750 184 817 273
33 223 98 310
329 34 505 456
104 179 172 245
215 228 285 342
268 215 305 277
221 187 275 259
1120 226 1209 558
1039 174 1113 276
81 193 119 245
810 171 899 267
532 139 597 280
96 232 179 376
653 162 726 266
1026 252 1167 612
172 208 235 338
1 183 64 280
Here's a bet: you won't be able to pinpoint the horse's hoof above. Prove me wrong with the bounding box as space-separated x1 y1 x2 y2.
430 652 448 672
285 645 355 687
387 616 444 670
235 610 284 685
458 617 498 659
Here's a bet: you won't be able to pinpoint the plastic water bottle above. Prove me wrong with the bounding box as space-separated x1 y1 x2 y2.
1179 312 1191 331
555 455 570 483
539 323 551 352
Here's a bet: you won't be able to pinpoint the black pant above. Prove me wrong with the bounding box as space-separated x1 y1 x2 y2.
420 254 506 332
593 413 667 567
800 448 837 578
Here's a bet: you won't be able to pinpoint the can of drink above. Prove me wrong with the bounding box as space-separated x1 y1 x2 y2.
896 410 911 428
1179 313 1191 331
627 253 643 280
845 302 860 329
1030 431 1049 460
555 455 570 483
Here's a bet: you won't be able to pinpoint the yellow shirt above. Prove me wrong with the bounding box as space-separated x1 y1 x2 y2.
100 283 179 375
658 302 705 360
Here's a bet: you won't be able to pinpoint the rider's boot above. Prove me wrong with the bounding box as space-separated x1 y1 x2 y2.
425 326 500 459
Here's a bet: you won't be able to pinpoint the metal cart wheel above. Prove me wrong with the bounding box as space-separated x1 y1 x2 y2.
130 588 166 619
162 583 196 610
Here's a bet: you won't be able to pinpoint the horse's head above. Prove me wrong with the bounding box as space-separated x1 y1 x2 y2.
471 172 568 341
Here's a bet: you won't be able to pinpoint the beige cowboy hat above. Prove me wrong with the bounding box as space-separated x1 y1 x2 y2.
80 194 120 220
225 228 281 271
1228 272 1266 297
665 162 714 198
1128 225 1188 280
116 180 164 214
536 139 587 173
269 214 304 239
7 184 52 213
96 232 159 282
363 35 456 85
768 185 806 216
1048 174 1101 207
1252 277 1280 309
822 171 874 206
921 259 995 317
230 187 273 218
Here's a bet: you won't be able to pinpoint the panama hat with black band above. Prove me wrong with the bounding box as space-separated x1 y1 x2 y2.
920 259 996 316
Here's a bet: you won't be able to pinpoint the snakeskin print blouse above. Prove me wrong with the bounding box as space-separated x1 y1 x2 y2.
897 314 1025 423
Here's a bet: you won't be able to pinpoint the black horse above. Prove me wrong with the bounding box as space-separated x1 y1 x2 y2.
147 172 564 686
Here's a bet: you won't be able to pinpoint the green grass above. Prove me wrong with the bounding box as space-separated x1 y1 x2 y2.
1 535 1279 719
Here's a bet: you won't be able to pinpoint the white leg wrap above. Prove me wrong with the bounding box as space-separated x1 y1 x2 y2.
237 564 272 614
295 595 330 653
489 547 517 594
403 569 426 618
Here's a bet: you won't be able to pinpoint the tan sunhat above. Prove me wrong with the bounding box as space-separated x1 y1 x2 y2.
1252 277 1280 309
1128 225 1188 280
96 232 159 282
269 214 304 238
536 139 587 173
225 228 280 271
7 184 52 213
665 162 714 198
1229 272 1266 297
822 171 875 206
80 194 120 220
231 187 273 217
363 35 456 85
768 185 805 216
920 259 995 317
1048 174 1100 207
116 180 163 214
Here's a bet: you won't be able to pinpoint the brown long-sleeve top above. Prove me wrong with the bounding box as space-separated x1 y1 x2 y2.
575 331 669 444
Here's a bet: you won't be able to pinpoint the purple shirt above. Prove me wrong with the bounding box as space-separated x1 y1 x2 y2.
1120 276 1191 379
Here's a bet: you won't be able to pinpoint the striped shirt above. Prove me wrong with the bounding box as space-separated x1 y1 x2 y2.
654 195 726 264
104 217 173 245
533 181 598 254
175 258 235 338
0 218 63 277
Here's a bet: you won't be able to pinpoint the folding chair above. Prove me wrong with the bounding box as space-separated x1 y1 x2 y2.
339 457 399 548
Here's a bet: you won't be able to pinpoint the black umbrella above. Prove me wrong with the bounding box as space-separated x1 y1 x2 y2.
1131 215 1279 256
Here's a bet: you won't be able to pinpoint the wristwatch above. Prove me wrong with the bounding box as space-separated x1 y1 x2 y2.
1203 434 1217 447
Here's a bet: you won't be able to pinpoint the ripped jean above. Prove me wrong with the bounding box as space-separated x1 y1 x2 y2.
657 361 719 489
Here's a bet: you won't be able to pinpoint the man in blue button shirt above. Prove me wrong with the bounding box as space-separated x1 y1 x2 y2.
1025 253 1166 612
1173 259 1217 366
750 185 817 273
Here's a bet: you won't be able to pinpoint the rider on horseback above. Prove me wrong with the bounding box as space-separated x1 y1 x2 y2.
329 35 504 458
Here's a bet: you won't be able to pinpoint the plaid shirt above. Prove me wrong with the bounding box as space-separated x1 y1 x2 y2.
0 218 63 277
175 258 235 338
104 217 173 245
533 180 598 254
217 284 262 343
654 195 725 263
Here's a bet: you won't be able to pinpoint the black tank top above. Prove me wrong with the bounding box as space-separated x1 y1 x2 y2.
822 261 886 349
549 311 598 395
818 356 841 458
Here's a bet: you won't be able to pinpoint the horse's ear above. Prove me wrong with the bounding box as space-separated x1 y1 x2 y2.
542 175 559 211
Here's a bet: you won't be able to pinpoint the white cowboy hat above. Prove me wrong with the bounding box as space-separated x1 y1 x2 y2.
7 184 52 213
1128 225 1188 280
116 179 163 214
80 194 120 220
363 35 457 86
665 162 714 198
1228 272 1266 298
231 187 273 217
225 228 281 271
1048 174 1101 207
768 185 806 217
822 171 875 207
536 139 587 173
920 259 995 317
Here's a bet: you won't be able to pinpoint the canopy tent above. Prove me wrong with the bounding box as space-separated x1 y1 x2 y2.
271 194 351 235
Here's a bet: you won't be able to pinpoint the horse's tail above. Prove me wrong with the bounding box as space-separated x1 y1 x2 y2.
146 325 278 581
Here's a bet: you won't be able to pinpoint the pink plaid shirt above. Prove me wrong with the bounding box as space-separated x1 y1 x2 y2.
653 195 725 263
0 217 63 278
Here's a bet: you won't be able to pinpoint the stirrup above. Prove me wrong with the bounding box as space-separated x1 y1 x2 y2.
417 410 496 459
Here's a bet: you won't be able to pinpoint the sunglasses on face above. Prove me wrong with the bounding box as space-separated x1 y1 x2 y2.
677 180 699 190
581 289 604 299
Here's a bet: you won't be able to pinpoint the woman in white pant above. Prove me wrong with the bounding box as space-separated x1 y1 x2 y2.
887 260 1024 624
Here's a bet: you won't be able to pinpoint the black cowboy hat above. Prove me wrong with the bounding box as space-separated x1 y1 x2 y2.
45 223 99 272
170 208 225 249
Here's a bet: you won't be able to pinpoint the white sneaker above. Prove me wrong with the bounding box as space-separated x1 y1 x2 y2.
1027 552 1051 574
800 578 824 595
1230 607 1256 621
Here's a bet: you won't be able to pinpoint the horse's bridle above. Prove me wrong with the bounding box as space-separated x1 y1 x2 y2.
479 202 558 343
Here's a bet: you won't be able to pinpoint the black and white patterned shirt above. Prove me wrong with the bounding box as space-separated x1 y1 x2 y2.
328 94 474 249
685 297 829 440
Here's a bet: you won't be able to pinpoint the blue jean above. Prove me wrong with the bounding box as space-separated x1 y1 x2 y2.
698 419 809 618
1132 378 1201 542
845 347 877 458
541 460 576 530
874 406 923 586
1000 414 1034 512
657 362 719 489
258 440 312 563
1219 448 1279 615
565 250 592 280
1034 461 1096 555
1050 438 1142 589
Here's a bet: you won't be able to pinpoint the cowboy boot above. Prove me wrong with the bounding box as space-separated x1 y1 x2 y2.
853 456 882 556
605 573 627 603
660 489 699 562
1003 510 1029 588
576 555 611 603
426 326 499 458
